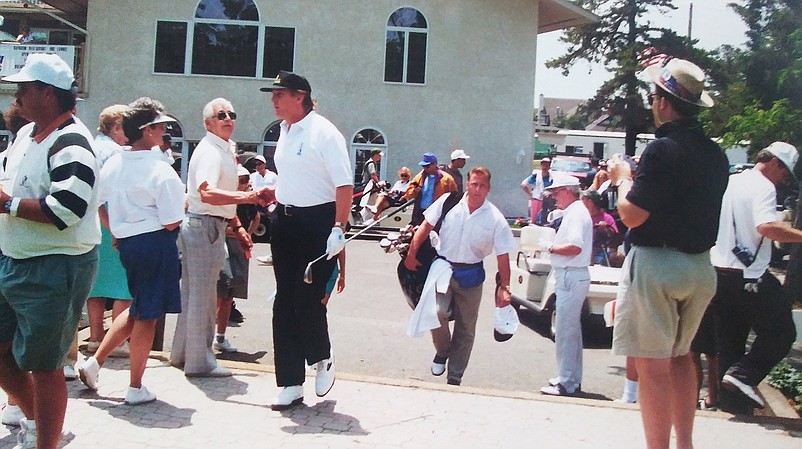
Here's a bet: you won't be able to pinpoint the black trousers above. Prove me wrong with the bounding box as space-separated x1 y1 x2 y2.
271 202 337 387
714 268 797 386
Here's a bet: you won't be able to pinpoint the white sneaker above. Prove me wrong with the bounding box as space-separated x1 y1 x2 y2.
14 418 36 449
431 355 446 376
63 365 78 381
213 338 238 353
13 418 74 449
109 341 130 358
125 385 157 405
270 385 303 411
314 353 335 397
78 356 100 391
1 404 24 426
85 341 100 353
256 255 273 265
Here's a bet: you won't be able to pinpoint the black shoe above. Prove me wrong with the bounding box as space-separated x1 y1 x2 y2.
722 374 764 409
229 303 244 323
446 378 461 386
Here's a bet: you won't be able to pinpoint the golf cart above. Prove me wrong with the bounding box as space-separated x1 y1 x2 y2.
349 180 413 238
509 225 620 340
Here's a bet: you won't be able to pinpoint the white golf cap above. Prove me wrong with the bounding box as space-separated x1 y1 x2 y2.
236 165 250 177
253 155 267 164
137 113 175 129
2 53 75 91
763 141 798 181
450 149 470 160
545 173 580 190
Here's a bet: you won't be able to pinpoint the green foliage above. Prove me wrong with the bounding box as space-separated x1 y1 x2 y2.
767 361 802 414
719 99 802 156
546 0 717 154
554 113 588 130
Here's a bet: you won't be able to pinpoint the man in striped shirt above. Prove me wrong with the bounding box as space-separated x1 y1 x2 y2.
0 54 100 449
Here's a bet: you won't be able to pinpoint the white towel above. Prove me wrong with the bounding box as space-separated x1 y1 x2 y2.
407 258 452 337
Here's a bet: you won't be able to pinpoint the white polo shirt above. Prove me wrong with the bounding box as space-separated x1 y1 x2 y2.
424 193 515 264
98 150 185 239
250 169 278 190
274 111 352 206
550 199 593 268
710 168 777 278
186 131 238 218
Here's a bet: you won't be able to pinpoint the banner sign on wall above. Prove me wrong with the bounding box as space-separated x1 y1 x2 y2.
0 45 76 77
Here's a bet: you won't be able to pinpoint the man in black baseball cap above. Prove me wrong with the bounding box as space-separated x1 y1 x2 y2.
260 70 312 93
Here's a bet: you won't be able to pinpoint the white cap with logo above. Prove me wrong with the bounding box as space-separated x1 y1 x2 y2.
764 141 798 181
450 149 470 160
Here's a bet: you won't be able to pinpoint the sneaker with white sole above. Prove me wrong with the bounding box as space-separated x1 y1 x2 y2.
125 385 157 405
270 385 303 411
109 341 130 358
540 383 579 396
63 365 78 381
213 338 238 353
314 353 335 397
722 374 764 408
256 255 273 265
431 354 447 376
78 356 100 391
85 341 100 353
13 418 74 449
1 404 24 426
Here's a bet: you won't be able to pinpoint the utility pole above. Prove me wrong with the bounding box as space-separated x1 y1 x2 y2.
687 2 694 47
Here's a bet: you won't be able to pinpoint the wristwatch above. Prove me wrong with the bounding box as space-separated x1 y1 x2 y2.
3 198 19 217
334 221 347 230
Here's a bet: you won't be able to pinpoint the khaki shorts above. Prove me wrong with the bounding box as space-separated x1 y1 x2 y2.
612 246 716 359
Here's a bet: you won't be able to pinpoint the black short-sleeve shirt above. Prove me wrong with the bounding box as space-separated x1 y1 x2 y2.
626 119 729 254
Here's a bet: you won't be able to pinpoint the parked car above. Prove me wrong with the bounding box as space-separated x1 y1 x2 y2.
509 226 618 340
550 154 594 187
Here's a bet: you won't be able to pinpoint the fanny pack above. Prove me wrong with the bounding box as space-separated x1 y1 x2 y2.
451 261 485 288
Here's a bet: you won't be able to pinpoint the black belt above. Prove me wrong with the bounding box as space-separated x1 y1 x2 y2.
187 212 228 221
276 202 334 217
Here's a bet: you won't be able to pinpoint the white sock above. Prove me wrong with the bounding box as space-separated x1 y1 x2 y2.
622 379 638 402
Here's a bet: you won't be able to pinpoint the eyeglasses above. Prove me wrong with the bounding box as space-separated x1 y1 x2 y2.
216 111 237 120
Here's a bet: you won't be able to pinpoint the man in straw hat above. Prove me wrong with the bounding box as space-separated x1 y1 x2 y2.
607 57 729 449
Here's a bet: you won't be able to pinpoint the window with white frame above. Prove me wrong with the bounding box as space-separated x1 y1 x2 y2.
154 0 295 78
352 128 387 184
384 7 427 84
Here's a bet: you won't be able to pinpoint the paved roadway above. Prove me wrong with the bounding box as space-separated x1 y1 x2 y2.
162 237 629 402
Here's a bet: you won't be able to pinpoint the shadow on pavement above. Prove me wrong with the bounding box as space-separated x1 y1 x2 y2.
216 350 269 364
279 399 368 436
85 399 194 429
185 376 250 402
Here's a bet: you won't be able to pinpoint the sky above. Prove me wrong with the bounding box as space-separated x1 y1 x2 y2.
534 0 750 104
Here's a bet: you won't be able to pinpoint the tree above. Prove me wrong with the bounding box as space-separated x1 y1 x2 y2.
546 0 714 155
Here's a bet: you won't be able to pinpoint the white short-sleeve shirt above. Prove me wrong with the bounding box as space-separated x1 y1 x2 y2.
274 111 352 206
250 169 278 190
98 150 185 239
710 169 777 278
424 193 516 264
550 199 593 268
186 131 238 218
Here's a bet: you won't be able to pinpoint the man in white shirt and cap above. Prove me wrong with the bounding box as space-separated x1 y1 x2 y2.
537 173 593 396
440 149 470 195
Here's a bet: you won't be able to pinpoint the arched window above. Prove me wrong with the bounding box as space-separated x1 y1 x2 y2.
384 7 428 84
352 128 388 184
154 0 295 78
258 121 282 173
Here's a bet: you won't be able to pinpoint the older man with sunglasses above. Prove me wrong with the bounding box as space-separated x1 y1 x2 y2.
170 98 269 378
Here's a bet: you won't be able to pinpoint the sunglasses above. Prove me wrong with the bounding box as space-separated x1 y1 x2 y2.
216 111 237 120
400 174 410 178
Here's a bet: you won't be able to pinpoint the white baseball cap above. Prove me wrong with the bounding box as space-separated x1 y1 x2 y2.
764 141 798 181
545 173 580 190
236 165 250 177
450 149 470 160
2 53 75 91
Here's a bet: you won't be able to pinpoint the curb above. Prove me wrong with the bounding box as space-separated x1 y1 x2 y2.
147 350 800 430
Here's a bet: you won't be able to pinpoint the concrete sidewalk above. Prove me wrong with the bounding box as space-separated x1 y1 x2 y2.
0 356 799 449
